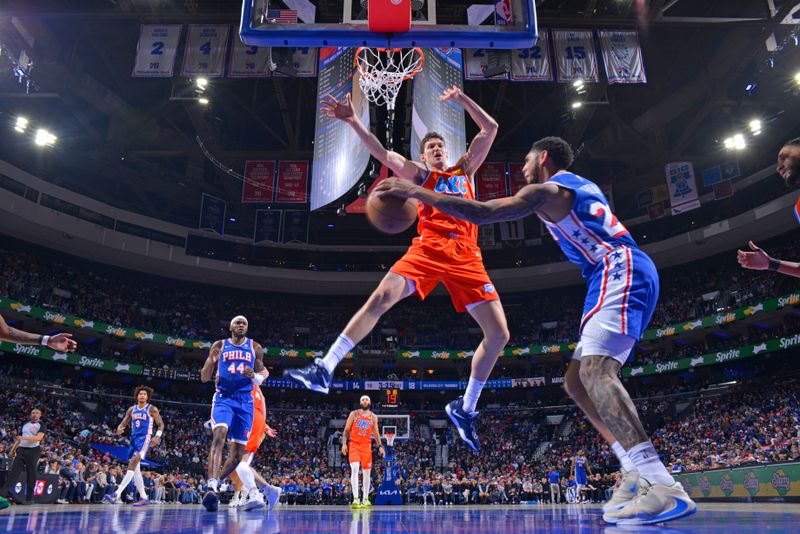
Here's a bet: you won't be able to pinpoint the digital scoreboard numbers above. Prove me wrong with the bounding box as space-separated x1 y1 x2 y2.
384 388 399 409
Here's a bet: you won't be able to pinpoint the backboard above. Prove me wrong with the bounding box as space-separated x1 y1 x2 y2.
377 414 410 441
240 0 538 49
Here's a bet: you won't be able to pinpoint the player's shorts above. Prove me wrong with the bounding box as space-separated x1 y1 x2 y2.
128 434 150 461
573 247 658 366
390 232 499 313
245 402 266 455
348 443 373 470
211 390 254 445
576 471 588 486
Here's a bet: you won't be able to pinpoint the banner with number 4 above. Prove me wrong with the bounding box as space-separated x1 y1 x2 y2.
133 25 182 77
182 25 230 77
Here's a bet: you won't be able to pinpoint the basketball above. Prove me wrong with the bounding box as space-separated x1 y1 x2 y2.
365 191 418 234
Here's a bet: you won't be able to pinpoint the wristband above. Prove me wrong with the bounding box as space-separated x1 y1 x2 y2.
40 335 50 347
252 374 265 386
155 430 163 438
768 258 781 272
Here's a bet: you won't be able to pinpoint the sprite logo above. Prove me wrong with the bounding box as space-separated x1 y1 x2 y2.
14 344 40 356
43 311 66 324
657 326 676 337
431 351 451 359
771 469 790 496
719 474 734 496
699 476 712 497
743 471 760 496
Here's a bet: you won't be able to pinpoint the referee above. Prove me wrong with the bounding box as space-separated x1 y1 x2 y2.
2 409 46 504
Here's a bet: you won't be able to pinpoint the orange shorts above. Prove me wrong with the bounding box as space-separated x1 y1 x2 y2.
246 405 266 454
348 443 373 470
391 233 499 312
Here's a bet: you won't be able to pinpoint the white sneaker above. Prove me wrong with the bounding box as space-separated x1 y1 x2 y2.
605 479 696 526
264 485 282 511
229 491 242 508
242 489 266 511
602 469 640 514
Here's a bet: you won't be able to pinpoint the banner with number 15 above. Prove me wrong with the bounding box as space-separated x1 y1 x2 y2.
181 25 230 77
133 25 182 78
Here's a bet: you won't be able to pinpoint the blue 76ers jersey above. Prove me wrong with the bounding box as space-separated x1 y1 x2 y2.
130 404 153 438
575 456 587 473
543 172 659 340
217 337 256 395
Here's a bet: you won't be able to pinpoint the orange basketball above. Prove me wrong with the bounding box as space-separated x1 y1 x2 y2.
365 192 418 234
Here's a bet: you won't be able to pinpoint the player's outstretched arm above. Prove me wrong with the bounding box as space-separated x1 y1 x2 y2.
440 86 498 176
150 406 165 446
0 314 78 351
201 340 223 383
738 241 800 278
320 93 426 182
117 406 133 435
375 179 561 225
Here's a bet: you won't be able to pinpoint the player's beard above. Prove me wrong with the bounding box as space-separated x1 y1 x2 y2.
785 168 800 188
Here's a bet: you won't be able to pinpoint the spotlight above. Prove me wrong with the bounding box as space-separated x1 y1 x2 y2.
14 117 28 133
723 137 734 150
34 128 56 147
745 83 757 92
571 101 582 109
196 77 209 89
198 97 209 105
795 72 800 85
749 119 762 135
733 133 746 150
573 80 584 89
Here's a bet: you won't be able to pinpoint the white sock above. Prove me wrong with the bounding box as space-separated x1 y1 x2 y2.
361 469 371 502
627 441 675 486
208 478 219 492
350 463 360 501
611 441 636 473
321 334 355 375
133 466 148 500
462 377 486 414
116 470 135 498
236 462 257 491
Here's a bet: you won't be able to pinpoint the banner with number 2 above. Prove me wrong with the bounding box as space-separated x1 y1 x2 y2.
133 25 182 77
181 25 230 77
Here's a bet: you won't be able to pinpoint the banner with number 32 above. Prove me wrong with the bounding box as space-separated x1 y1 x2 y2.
133 25 182 77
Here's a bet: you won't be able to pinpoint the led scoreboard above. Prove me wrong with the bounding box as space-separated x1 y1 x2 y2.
384 388 399 409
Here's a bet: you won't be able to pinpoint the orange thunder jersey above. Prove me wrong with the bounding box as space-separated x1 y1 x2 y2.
349 410 375 446
417 165 478 243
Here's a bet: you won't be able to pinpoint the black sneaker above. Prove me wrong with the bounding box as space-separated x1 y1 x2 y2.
202 490 219 512
445 397 480 452
283 359 333 394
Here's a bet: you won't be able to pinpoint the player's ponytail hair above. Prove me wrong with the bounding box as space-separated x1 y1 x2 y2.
134 385 154 402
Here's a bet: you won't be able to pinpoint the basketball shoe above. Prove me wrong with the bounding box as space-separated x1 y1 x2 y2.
283 359 333 394
602 469 640 514
133 498 150 507
202 490 219 512
242 489 266 511
350 498 361 508
604 479 696 525
263 484 282 511
445 397 480 452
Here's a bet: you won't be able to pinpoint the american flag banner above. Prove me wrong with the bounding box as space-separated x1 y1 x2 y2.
266 9 299 23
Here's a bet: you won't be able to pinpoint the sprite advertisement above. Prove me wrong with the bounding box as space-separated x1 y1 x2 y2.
677 462 800 500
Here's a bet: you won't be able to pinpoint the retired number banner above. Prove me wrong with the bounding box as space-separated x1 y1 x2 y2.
553 29 599 82
464 49 511 80
181 25 230 77
476 162 508 200
276 161 309 203
242 161 276 203
132 25 182 77
665 162 701 215
228 34 271 78
508 163 528 195
511 29 553 82
273 47 319 78
599 30 647 84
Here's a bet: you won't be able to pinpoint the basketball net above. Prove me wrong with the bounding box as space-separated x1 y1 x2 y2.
384 432 396 447
355 47 424 112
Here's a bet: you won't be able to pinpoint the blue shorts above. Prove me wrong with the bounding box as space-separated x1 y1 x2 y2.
210 390 254 444
580 247 659 341
576 471 588 485
128 434 150 461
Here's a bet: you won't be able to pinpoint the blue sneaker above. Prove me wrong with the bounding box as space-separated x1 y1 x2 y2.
283 359 332 394
103 494 119 505
202 490 219 512
445 397 480 452
133 498 150 507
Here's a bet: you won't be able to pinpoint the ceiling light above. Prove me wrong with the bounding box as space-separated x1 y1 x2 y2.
34 129 56 147
571 101 582 109
198 97 209 105
196 77 208 89
733 133 746 150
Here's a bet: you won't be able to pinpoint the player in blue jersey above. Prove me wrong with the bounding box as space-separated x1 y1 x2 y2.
200 315 267 512
375 136 697 526
573 450 591 503
104 385 164 506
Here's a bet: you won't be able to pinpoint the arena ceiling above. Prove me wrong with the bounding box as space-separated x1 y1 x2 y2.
0 0 799 237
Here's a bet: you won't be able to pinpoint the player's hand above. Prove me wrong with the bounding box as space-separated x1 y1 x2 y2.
374 177 418 199
116 427 124 435
379 446 386 458
150 435 161 447
341 444 348 455
47 333 78 352
737 241 771 271
209 345 221 364
321 93 355 123
242 367 255 378
439 85 465 104
266 425 277 438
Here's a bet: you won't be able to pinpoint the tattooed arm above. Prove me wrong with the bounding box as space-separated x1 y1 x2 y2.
374 179 563 225
0 314 77 351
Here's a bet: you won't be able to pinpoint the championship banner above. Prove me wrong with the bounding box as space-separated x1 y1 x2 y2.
282 210 310 243
464 49 511 80
228 36 271 78
599 30 647 84
475 162 508 200
508 162 528 194
511 29 553 82
665 162 701 215
412 49 467 168
676 462 800 500
552 29 599 82
311 48 370 210
132 25 182 77
253 209 282 244
181 25 230 77
199 193 226 235
242 160 276 203
276 161 309 203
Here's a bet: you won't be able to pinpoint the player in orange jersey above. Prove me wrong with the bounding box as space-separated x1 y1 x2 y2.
286 86 510 452
341 395 385 508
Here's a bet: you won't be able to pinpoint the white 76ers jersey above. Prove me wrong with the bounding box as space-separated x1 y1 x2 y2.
542 172 638 279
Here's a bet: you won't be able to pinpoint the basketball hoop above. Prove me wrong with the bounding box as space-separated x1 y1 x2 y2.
384 431 396 447
355 47 424 111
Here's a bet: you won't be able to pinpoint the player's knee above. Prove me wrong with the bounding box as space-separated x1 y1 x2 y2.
366 289 395 315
